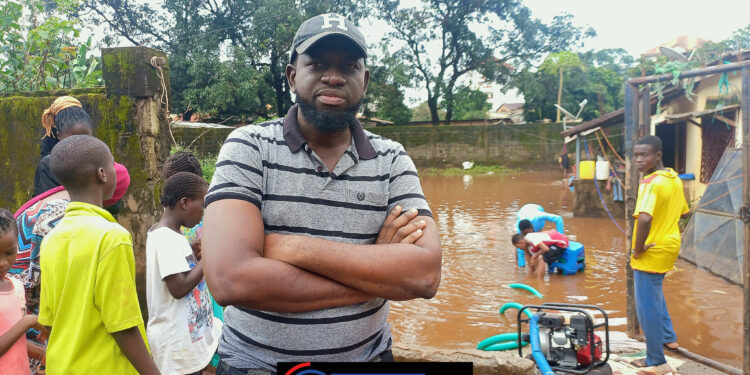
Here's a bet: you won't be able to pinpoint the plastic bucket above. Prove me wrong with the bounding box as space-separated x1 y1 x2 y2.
595 161 610 181
579 161 595 180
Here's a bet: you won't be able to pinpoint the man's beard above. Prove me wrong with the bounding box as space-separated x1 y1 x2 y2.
298 95 362 132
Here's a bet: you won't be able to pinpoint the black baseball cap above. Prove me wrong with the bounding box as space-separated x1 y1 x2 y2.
290 13 367 63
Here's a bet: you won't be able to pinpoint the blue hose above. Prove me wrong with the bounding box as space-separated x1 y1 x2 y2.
530 314 555 375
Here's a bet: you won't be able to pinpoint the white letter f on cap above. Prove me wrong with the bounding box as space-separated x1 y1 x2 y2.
321 13 348 31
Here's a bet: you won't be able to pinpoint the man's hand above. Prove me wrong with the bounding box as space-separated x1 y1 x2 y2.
376 206 426 244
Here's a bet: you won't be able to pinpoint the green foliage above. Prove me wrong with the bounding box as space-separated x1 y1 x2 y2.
512 49 632 121
441 86 490 120
363 46 414 124
84 0 366 122
0 0 101 92
411 102 445 122
169 145 217 182
420 164 518 176
375 0 594 125
540 51 583 75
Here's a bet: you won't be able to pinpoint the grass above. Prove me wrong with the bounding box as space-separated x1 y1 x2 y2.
170 145 218 182
420 164 519 176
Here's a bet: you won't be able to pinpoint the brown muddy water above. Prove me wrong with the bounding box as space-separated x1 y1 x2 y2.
387 170 743 368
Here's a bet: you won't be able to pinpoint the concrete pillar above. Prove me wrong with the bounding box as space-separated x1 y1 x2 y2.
102 46 171 316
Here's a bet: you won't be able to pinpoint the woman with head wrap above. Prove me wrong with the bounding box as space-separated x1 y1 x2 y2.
33 96 94 196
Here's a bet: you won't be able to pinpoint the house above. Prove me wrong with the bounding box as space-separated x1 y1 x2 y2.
563 53 748 207
488 102 525 124
640 35 710 59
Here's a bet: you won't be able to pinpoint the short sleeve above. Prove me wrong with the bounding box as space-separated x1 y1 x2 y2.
205 128 264 209
388 146 432 217
38 243 54 326
634 182 657 218
154 232 192 280
525 233 544 247
94 243 143 333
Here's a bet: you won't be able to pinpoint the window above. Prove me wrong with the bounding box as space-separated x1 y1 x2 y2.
700 113 736 183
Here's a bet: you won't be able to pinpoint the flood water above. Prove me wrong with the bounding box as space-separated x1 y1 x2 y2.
387 170 743 368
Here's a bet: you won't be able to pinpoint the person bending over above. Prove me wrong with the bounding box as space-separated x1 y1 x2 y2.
511 230 568 279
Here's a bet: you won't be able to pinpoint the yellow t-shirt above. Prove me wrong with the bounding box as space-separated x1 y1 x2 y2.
39 202 147 374
630 168 689 273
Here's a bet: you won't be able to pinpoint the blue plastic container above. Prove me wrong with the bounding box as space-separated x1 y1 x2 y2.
547 241 586 275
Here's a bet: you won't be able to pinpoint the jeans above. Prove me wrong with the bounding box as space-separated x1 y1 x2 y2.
634 270 677 366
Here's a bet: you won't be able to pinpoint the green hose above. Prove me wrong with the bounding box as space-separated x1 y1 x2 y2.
485 340 527 351
509 283 543 298
499 302 533 319
477 332 527 351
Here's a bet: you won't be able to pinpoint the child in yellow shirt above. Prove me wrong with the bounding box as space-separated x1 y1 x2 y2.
38 135 159 374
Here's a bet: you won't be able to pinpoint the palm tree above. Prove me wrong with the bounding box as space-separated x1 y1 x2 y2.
540 51 583 123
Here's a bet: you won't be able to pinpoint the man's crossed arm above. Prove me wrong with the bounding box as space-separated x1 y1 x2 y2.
202 200 442 313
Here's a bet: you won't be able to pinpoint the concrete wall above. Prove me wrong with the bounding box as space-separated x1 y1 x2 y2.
370 123 564 167
572 179 625 219
176 122 566 168
392 343 536 375
173 125 230 155
0 47 171 314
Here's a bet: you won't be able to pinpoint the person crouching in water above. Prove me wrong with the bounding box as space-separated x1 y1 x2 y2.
511 230 568 278
146 172 221 374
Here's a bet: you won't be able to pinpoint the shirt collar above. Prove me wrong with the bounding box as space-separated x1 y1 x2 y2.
282 104 377 160
65 201 117 223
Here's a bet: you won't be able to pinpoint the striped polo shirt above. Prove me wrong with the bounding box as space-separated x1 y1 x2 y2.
205 104 431 371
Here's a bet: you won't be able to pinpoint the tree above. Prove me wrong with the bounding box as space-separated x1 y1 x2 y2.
512 49 634 122
411 101 445 122
539 51 583 122
441 86 490 120
81 0 366 120
0 0 101 92
726 23 750 53
375 0 594 125
362 45 414 124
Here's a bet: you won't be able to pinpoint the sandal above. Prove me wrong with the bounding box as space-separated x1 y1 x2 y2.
664 342 679 351
630 358 648 368
637 364 677 375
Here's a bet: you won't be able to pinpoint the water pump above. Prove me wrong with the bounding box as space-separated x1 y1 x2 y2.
517 303 612 375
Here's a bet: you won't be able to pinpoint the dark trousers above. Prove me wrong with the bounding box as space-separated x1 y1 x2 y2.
216 350 394 375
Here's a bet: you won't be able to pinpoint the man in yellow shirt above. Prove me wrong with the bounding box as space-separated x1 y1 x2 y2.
39 135 159 374
630 135 688 372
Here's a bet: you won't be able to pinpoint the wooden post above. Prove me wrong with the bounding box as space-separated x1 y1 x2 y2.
624 83 641 336
741 66 750 375
576 136 581 179
639 86 651 137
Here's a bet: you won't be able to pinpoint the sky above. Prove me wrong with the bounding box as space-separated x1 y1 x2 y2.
357 0 750 106
86 0 750 108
